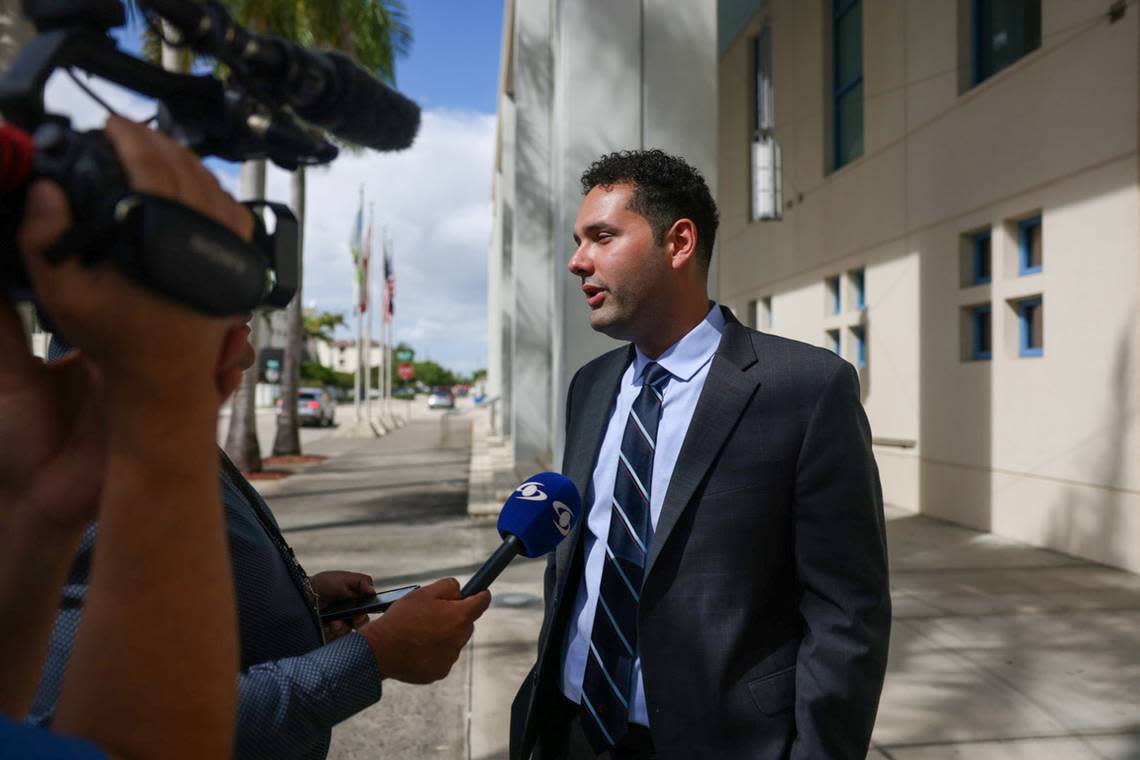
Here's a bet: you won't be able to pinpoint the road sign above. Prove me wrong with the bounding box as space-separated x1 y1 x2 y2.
398 362 414 380
395 349 413 362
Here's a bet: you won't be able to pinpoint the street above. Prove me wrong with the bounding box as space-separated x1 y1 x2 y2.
247 399 485 758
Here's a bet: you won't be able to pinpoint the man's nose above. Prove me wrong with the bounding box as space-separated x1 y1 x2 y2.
568 244 591 276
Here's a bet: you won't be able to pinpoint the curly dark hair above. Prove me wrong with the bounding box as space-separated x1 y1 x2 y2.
580 149 719 271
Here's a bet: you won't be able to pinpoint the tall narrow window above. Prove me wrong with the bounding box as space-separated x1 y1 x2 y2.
826 276 841 315
1019 215 1042 274
972 305 992 360
973 0 1041 85
972 230 992 284
833 0 863 169
1019 296 1043 356
827 329 841 355
751 24 782 221
851 325 866 368
850 268 866 310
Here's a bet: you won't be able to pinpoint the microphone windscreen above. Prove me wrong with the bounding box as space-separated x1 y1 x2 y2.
497 473 581 558
311 53 421 152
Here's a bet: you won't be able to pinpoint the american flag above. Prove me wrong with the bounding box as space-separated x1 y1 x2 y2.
382 238 395 324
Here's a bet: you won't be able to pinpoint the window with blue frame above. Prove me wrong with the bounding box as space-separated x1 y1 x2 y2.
972 230 992 284
850 268 866 309
827 329 840 355
851 325 866 368
826 276 840 314
973 0 1041 86
832 0 863 169
971 305 992 360
1019 215 1042 274
1018 296 1043 356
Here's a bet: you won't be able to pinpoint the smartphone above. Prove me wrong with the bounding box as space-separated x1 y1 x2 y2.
318 584 419 623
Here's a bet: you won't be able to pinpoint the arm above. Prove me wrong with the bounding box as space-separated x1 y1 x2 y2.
233 633 382 758
790 361 891 760
6 115 253 758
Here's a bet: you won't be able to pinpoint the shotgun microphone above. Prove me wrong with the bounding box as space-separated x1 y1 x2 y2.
460 473 581 598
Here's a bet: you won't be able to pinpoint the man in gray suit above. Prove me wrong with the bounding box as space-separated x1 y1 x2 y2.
509 150 891 759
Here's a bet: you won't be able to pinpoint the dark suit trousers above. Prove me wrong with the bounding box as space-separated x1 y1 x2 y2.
536 693 656 760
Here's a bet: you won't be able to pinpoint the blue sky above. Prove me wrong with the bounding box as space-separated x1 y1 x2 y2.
72 0 504 374
398 0 503 114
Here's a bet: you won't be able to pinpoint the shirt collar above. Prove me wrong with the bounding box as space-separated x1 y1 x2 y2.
633 302 725 384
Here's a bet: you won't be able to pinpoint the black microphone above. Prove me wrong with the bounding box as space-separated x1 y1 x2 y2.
142 0 421 153
460 473 582 598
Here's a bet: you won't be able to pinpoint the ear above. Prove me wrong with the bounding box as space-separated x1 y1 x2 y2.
664 218 699 271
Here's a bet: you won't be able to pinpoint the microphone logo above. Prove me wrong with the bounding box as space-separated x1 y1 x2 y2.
552 501 573 536
515 482 548 501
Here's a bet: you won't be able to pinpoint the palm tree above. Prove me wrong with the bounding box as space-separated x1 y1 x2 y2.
130 0 410 469
270 1 411 458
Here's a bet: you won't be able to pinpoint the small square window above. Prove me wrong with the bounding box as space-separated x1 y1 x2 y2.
973 0 1041 85
971 305 992 360
826 276 841 315
826 328 840 355
1019 216 1042 274
850 268 866 309
851 325 866 368
1018 296 1043 356
972 230 992 284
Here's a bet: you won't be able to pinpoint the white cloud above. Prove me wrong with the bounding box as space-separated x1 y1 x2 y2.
265 108 495 375
44 72 495 375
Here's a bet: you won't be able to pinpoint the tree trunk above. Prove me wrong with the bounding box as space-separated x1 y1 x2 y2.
272 166 305 455
224 159 266 472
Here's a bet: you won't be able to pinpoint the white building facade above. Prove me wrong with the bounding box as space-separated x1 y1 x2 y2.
489 0 1139 572
487 0 719 474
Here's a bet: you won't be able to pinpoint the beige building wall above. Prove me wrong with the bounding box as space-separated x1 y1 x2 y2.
718 0 1139 571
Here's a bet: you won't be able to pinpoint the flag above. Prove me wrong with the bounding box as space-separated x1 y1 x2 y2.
350 189 365 313
383 240 395 324
360 208 372 314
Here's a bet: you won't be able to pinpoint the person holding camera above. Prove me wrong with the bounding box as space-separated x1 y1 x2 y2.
1 113 249 758
18 116 492 759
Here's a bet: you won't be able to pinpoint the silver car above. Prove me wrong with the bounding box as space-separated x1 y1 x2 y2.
427 386 455 410
296 387 336 427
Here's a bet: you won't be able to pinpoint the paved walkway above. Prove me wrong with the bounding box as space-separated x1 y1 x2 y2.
250 403 1140 759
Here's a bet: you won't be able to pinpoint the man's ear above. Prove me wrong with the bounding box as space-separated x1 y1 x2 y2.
665 218 699 271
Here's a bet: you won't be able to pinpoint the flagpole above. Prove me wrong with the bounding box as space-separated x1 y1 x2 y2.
364 202 375 427
352 186 363 423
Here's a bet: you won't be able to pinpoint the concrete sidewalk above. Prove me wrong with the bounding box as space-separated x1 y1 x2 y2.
464 408 1140 760
251 403 1139 759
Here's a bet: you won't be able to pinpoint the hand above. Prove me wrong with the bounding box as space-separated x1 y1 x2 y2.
312 570 375 641
18 116 254 407
1 117 254 532
359 578 491 684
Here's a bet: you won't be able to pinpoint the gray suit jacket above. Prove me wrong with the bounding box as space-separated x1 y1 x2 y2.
510 310 891 759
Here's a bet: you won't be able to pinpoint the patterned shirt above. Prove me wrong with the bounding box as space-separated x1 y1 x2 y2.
28 451 383 760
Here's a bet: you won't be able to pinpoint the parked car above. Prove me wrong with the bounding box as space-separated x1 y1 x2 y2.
427 385 455 410
279 386 337 427
393 385 416 400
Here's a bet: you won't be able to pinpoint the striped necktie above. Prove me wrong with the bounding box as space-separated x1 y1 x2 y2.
580 361 671 752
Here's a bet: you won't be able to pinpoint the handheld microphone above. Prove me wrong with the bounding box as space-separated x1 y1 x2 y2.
460 473 582 598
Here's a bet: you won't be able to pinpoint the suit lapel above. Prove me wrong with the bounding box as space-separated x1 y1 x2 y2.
553 346 633 604
644 314 763 582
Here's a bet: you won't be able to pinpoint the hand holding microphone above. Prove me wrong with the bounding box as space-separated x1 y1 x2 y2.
461 472 582 597
349 474 580 685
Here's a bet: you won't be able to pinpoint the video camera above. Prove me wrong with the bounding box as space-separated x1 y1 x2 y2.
0 0 420 315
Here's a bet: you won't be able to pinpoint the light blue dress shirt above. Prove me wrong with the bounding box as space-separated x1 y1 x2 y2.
560 303 725 726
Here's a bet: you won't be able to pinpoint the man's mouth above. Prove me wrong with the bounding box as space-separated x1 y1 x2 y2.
582 284 606 308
